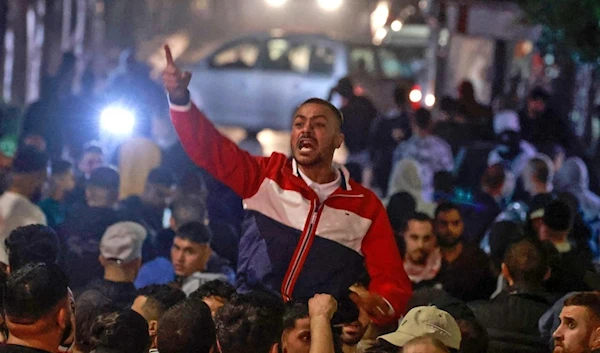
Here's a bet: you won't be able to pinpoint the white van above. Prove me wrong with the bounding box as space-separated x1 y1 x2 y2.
187 32 426 131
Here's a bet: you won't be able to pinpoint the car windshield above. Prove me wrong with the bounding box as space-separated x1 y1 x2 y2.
348 45 425 79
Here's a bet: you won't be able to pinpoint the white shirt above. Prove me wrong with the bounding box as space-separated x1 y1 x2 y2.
0 191 47 264
297 167 341 203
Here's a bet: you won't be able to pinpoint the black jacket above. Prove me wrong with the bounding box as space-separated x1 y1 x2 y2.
75 279 137 322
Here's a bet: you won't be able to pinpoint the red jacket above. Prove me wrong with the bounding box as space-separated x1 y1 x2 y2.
170 102 412 322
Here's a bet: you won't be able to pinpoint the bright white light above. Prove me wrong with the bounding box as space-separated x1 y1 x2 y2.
391 20 403 32
409 89 422 103
265 0 287 7
425 94 436 107
100 107 135 135
373 28 388 45
370 1 389 34
317 0 343 11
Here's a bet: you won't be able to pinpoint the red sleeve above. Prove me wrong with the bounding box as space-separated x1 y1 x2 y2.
170 102 269 199
361 201 413 324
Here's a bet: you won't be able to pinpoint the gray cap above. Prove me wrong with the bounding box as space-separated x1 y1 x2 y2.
100 222 147 263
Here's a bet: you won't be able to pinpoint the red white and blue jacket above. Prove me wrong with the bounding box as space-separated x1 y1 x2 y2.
170 102 412 321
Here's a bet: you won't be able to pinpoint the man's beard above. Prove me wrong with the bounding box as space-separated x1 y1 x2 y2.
437 235 462 248
292 150 324 168
408 251 428 265
59 318 74 347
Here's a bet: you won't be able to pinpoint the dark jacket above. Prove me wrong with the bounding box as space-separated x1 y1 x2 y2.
340 96 378 154
469 288 554 353
519 109 580 155
75 279 137 325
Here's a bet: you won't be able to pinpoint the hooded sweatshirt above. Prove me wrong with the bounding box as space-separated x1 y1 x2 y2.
554 157 600 221
387 159 436 217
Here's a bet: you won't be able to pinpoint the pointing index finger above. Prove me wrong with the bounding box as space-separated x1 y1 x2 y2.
165 45 174 66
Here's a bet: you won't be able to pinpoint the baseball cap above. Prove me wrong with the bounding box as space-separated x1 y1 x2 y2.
100 222 147 264
378 306 461 350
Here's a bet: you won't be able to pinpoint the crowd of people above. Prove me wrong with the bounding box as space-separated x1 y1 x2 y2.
0 44 599 353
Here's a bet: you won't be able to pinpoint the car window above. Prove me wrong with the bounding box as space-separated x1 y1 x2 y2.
264 39 310 74
377 47 425 78
310 45 335 74
349 47 377 75
211 41 260 69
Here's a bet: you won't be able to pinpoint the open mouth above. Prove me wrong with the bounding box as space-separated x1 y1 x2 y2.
298 139 316 152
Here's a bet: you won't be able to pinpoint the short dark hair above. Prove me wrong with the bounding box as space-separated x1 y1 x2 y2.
176 171 207 198
215 291 284 353
503 239 548 285
481 164 506 190
75 305 118 353
147 168 174 187
87 166 120 190
564 292 600 322
282 302 309 331
89 310 150 353
403 212 433 233
543 200 572 232
299 98 344 127
529 87 550 102
157 299 216 353
190 280 236 302
435 202 461 220
176 222 211 245
386 192 416 232
171 196 206 228
12 146 48 174
51 160 73 177
82 141 104 156
5 225 60 271
4 263 68 323
527 157 552 184
414 108 432 130
137 285 186 321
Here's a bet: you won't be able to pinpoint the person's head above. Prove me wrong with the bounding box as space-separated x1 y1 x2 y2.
131 285 186 350
23 133 47 152
527 87 550 118
540 200 572 243
89 309 149 353
174 170 207 201
170 196 207 230
215 291 285 353
403 213 436 266
171 222 212 278
50 160 76 195
434 203 464 248
455 318 488 353
553 292 600 353
157 299 215 353
458 81 475 101
341 307 370 347
99 222 147 282
378 306 461 350
394 85 408 109
10 146 49 201
78 143 104 178
5 225 59 273
142 168 174 210
413 108 433 136
4 263 72 350
190 280 236 317
488 221 525 274
291 98 344 170
481 164 506 198
501 238 549 290
403 336 450 353
86 167 120 208
333 77 355 100
280 303 310 353
523 155 554 196
387 192 417 234
75 305 117 353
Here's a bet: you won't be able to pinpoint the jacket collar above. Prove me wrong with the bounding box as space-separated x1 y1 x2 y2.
291 158 352 192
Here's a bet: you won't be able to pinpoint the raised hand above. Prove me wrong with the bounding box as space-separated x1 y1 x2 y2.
163 44 192 104
308 293 338 320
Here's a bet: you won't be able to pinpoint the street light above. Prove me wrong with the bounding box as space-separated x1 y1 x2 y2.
409 89 422 103
391 20 403 32
265 0 287 7
100 106 136 136
425 94 436 107
317 0 343 11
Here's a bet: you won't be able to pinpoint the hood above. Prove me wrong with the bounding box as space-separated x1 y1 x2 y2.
387 159 426 199
555 157 588 192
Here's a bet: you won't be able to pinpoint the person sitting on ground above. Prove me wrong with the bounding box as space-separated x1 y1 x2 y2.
76 222 147 329
553 292 600 353
5 225 60 273
0 263 74 353
469 239 554 353
88 310 150 353
400 213 441 289
39 160 76 228
131 284 186 352
189 279 236 316
0 146 48 265
157 298 215 353
171 222 235 295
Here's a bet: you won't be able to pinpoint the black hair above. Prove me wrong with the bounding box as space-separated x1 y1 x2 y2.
387 192 416 232
402 212 433 233
215 291 285 353
176 222 211 245
137 285 186 321
157 299 216 353
564 292 600 322
435 202 461 220
89 309 150 353
282 302 309 331
5 225 60 272
414 108 432 130
147 168 174 187
456 318 489 353
299 98 344 127
12 146 48 174
87 166 120 190
529 87 550 102
82 141 104 156
503 238 549 286
190 280 236 302
51 160 73 177
542 200 572 232
75 305 118 353
527 157 552 184
170 196 206 228
4 263 68 323
176 170 207 197
365 340 400 353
